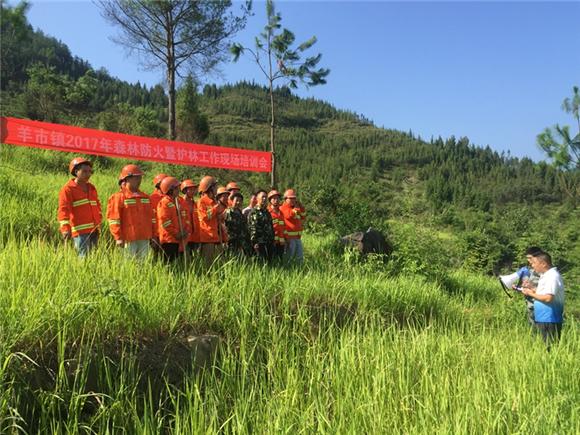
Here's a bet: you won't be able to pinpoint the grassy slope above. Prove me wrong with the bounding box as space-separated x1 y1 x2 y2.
0 147 578 433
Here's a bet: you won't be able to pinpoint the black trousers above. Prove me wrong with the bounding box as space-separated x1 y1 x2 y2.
161 243 180 262
535 322 563 350
227 241 247 258
254 243 273 262
272 243 285 260
187 242 201 253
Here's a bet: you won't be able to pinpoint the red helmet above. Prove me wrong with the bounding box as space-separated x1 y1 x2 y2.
226 181 241 191
216 186 229 198
119 164 144 184
180 179 198 193
283 189 297 199
159 176 180 195
69 157 92 176
199 175 217 193
268 190 281 200
153 173 168 188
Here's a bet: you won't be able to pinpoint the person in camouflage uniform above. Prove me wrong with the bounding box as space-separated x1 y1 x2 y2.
224 192 250 257
248 190 275 262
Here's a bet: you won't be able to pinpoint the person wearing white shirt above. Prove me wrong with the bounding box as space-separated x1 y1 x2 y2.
522 252 565 350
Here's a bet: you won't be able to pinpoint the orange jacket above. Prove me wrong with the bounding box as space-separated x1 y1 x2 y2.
268 205 286 245
58 179 102 237
150 190 164 210
197 195 226 243
157 196 191 245
150 190 164 231
183 196 201 243
107 187 156 242
280 203 306 239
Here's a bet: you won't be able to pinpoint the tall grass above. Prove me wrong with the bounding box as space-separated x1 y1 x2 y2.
0 237 578 433
0 149 578 433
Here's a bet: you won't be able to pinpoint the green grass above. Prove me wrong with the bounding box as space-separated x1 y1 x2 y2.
1 238 578 433
0 147 578 433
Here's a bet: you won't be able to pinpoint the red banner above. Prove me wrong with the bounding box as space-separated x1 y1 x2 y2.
0 117 271 172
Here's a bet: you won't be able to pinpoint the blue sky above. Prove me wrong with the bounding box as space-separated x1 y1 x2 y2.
24 1 580 161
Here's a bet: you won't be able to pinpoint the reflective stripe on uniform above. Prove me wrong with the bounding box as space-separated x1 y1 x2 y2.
72 223 95 232
162 220 172 228
286 231 302 236
59 220 70 226
72 199 90 207
89 200 98 206
108 219 121 225
124 199 137 205
167 203 175 208
141 198 150 203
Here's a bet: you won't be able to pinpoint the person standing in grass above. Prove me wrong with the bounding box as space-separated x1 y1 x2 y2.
216 186 230 246
522 252 565 350
502 246 543 326
242 193 257 219
157 177 190 262
248 190 275 262
226 181 241 207
224 191 250 258
150 173 167 209
58 157 102 257
181 179 201 254
107 164 156 260
197 176 227 266
149 173 167 253
267 190 286 261
280 189 306 264
518 246 543 326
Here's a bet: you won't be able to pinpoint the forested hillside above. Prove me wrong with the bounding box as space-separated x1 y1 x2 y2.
1 4 579 432
1 2 578 285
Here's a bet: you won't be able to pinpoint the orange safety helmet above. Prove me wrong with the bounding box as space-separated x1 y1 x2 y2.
118 164 144 184
226 181 241 191
69 157 92 176
268 189 281 200
159 176 180 195
198 175 217 193
180 179 198 193
216 186 229 198
283 189 297 199
153 173 168 188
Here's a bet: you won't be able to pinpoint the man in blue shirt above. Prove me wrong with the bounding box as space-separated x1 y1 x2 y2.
500 246 542 325
522 252 565 350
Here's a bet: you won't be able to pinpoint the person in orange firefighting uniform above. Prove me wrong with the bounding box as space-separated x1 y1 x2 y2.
267 190 286 261
150 173 167 211
106 164 156 259
156 177 190 262
280 189 306 264
58 157 102 257
180 179 201 254
197 176 227 266
149 173 167 253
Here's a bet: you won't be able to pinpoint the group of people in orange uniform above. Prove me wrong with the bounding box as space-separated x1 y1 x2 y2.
57 157 306 265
